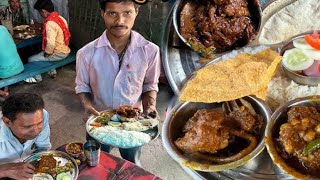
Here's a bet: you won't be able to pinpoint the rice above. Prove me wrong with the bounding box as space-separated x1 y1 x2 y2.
90 126 151 148
266 75 320 111
221 45 269 61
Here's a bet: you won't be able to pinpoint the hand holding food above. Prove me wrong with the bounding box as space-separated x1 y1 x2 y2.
0 162 35 180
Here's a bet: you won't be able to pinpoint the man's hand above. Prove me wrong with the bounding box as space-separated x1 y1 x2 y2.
143 107 160 119
82 104 100 122
0 162 35 180
141 91 159 119
78 93 100 122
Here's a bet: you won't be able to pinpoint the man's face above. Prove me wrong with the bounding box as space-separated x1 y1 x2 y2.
38 10 47 18
4 110 44 143
101 2 138 38
9 0 20 11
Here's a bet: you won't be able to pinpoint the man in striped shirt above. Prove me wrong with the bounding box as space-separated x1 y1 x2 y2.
0 0 26 26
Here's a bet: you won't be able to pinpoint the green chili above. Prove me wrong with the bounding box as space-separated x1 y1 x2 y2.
303 137 320 155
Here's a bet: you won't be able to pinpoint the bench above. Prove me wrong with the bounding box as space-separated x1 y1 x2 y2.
0 49 77 89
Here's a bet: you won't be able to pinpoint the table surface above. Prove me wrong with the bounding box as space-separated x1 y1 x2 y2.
57 144 161 180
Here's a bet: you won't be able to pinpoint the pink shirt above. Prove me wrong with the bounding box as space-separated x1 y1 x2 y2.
75 31 161 111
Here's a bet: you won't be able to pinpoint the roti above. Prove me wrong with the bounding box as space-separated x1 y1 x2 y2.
259 0 320 44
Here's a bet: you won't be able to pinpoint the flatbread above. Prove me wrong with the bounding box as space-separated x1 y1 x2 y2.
179 49 282 103
259 0 320 44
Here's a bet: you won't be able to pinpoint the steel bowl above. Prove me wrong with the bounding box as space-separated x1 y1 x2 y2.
265 96 320 179
280 31 320 86
162 96 271 172
173 0 262 54
65 142 84 158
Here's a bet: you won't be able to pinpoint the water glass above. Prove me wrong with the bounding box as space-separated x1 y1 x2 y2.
83 140 101 166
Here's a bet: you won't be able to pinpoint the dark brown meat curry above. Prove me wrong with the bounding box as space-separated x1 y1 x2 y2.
180 0 258 54
175 101 263 164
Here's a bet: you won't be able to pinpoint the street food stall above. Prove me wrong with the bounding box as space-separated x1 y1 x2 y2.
161 0 320 179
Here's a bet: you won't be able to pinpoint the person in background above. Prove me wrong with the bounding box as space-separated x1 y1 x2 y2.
0 25 24 101
24 0 71 83
0 0 27 27
75 0 161 165
0 93 51 180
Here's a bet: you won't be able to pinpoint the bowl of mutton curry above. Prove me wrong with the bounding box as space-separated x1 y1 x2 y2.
162 95 271 172
265 96 320 179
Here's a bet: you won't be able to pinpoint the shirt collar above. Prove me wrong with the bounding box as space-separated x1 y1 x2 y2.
0 116 15 143
96 30 149 51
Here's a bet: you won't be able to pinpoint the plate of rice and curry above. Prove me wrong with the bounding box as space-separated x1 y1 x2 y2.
24 151 78 180
86 105 159 148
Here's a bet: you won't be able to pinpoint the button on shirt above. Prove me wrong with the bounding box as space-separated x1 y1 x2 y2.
75 31 161 111
0 110 51 164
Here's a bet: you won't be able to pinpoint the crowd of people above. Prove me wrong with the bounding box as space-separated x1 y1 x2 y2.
0 0 162 179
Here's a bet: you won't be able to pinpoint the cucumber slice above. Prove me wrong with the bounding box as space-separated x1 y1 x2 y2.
282 48 314 71
293 38 314 50
108 121 121 127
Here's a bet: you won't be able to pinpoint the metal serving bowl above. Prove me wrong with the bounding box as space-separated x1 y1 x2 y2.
265 96 320 179
173 0 262 54
162 96 271 172
280 31 320 86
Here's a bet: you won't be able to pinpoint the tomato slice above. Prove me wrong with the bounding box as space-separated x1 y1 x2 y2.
304 32 320 50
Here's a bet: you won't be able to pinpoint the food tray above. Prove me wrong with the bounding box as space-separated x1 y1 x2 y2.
161 0 300 179
161 0 296 95
86 110 159 148
24 150 79 180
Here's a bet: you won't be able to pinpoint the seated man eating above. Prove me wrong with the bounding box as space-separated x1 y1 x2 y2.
0 93 51 180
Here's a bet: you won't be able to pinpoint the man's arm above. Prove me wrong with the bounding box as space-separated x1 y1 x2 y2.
44 22 57 55
141 90 158 118
0 162 35 180
142 44 161 118
78 92 99 116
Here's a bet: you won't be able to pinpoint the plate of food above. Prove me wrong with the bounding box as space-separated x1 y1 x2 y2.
24 150 79 180
86 105 159 148
14 31 36 40
13 24 30 31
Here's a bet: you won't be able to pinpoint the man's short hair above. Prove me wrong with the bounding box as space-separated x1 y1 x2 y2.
2 93 45 122
99 0 140 12
34 0 54 12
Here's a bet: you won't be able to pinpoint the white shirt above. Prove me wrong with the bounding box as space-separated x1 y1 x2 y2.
0 110 51 164
75 30 161 111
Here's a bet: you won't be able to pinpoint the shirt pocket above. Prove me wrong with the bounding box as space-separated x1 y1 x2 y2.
124 68 145 95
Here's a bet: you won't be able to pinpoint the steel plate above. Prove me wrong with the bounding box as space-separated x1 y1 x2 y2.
86 110 159 149
24 150 79 180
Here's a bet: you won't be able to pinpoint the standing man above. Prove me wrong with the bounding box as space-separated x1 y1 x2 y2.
75 0 161 164
0 0 27 27
24 0 71 83
0 93 51 180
